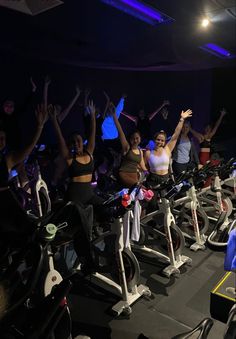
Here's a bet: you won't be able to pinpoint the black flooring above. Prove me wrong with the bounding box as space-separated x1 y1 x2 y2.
68 246 229 339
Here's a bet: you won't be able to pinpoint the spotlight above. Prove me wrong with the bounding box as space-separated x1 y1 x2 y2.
201 18 210 27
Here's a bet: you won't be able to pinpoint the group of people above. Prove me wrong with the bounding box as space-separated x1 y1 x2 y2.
0 81 228 224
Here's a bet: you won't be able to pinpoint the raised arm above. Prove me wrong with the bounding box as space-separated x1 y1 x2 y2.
6 104 48 170
86 100 96 154
166 109 192 153
43 75 51 111
209 108 227 138
121 111 137 124
148 100 170 121
102 91 111 118
49 105 70 160
58 85 81 123
189 126 204 143
115 95 125 119
84 88 91 111
111 108 129 154
30 77 37 94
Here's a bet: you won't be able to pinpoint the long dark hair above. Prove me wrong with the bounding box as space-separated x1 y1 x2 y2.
128 129 141 144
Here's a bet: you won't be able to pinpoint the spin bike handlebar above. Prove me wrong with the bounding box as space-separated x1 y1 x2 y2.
147 178 191 200
218 158 236 179
102 180 154 219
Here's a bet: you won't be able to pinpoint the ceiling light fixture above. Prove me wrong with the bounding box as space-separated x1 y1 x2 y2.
100 0 174 25
201 18 210 27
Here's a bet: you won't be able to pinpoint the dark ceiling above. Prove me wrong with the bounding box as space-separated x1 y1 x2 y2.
0 0 236 71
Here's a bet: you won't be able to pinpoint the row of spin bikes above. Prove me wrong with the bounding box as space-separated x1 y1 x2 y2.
0 146 236 339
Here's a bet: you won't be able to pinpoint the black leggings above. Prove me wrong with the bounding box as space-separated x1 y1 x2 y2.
66 182 103 206
65 181 107 221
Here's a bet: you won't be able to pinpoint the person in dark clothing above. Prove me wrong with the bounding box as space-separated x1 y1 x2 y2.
0 104 48 242
83 89 113 177
121 100 170 147
0 77 37 150
50 100 103 208
189 108 227 165
50 100 106 273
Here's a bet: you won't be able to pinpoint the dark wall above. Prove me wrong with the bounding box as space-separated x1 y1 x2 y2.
210 67 236 159
0 53 235 157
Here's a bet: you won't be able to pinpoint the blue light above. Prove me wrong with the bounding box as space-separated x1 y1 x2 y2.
206 43 230 57
199 43 235 59
101 0 174 25
120 0 162 21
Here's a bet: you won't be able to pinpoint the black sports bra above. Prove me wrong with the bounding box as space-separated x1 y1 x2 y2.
68 150 94 178
200 139 211 148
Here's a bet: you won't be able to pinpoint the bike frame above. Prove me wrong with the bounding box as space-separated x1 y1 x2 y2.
172 177 207 251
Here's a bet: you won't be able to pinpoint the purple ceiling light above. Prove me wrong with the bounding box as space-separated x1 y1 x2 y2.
101 0 174 25
199 43 235 59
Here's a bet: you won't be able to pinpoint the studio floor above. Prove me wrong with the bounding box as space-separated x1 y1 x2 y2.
68 244 232 339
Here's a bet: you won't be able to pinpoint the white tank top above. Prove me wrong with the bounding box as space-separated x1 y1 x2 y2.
148 149 170 172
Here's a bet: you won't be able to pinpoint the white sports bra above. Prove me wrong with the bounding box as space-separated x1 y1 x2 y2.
148 149 170 172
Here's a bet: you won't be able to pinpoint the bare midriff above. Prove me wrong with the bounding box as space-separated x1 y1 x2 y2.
200 147 210 152
151 169 169 176
71 174 92 183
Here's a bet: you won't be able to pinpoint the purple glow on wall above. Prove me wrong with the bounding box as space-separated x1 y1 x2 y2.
199 43 235 59
101 0 174 25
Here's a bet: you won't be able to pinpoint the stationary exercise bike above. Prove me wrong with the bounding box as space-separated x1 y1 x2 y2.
219 159 236 209
72 185 152 316
0 208 73 339
171 168 209 251
9 144 51 217
207 211 236 251
132 179 192 278
197 163 233 222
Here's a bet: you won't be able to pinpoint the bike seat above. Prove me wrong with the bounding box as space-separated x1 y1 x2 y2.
224 304 236 339
172 318 214 339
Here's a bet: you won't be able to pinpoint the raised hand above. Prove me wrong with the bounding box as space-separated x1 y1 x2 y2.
47 104 56 119
163 99 170 106
220 108 227 116
35 104 48 128
181 109 192 120
161 107 169 120
87 100 96 117
30 77 37 93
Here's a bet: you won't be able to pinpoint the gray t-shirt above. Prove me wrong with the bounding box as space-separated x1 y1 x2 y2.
173 138 191 164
